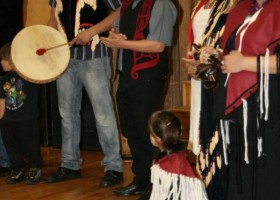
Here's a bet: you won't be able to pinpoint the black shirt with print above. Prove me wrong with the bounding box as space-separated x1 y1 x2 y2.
0 72 39 121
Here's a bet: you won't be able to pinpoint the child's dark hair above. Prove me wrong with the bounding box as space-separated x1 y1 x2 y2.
0 42 13 64
148 110 182 150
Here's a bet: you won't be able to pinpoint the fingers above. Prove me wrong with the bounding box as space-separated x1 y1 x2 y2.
229 50 239 55
188 66 197 74
182 56 201 80
188 70 200 80
181 57 198 65
181 57 188 62
187 51 194 56
182 57 196 71
100 37 109 42
199 46 221 63
108 30 127 40
220 64 228 74
69 38 76 47
72 35 87 45
75 39 87 45
100 37 111 47
186 63 200 80
119 34 127 40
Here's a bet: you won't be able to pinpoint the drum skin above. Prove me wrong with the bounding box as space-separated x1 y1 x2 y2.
11 25 70 84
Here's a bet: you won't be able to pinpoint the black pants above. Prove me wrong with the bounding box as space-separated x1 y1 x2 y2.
0 118 42 171
227 124 280 200
117 79 166 187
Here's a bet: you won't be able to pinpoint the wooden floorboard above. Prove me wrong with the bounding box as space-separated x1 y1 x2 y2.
0 147 138 200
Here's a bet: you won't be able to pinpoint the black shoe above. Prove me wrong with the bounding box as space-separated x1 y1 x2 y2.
100 170 123 188
137 184 152 200
6 169 25 184
114 182 145 196
25 168 41 185
45 167 81 183
0 167 10 177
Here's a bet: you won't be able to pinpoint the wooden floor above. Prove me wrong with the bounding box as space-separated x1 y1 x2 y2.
0 147 139 200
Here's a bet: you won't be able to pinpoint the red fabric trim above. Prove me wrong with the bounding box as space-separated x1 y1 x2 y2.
120 0 133 17
155 152 196 178
131 52 159 79
120 0 159 80
131 0 159 80
225 75 258 115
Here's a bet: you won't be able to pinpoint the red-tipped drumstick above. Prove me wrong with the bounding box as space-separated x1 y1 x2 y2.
36 42 70 56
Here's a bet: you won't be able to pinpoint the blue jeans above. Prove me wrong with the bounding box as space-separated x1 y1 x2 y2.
0 130 10 168
57 57 122 172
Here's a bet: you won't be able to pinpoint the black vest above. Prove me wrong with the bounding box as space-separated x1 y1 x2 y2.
119 0 169 86
58 0 109 42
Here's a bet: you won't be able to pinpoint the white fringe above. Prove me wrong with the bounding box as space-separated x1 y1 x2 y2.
220 120 228 165
224 73 230 87
189 79 202 156
225 120 230 145
264 49 270 121
258 137 263 157
75 0 97 37
242 98 249 164
237 9 261 51
259 49 270 121
259 55 264 116
75 0 99 52
55 0 99 51
150 165 208 200
55 0 68 40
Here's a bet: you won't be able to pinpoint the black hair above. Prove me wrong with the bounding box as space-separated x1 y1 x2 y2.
148 110 182 150
0 42 13 64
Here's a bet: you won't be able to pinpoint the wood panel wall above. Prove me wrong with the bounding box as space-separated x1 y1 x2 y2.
24 0 50 26
164 0 194 109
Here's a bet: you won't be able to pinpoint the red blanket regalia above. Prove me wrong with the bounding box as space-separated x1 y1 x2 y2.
218 1 280 199
150 152 208 200
220 0 280 115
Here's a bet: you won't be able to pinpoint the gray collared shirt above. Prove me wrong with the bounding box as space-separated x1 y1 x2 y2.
116 0 177 70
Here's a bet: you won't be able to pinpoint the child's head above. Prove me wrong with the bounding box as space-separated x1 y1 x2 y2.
0 42 15 71
148 110 182 151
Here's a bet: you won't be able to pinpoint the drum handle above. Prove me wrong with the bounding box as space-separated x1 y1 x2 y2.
36 42 71 55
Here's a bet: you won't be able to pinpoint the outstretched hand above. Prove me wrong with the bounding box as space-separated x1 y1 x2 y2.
182 51 200 80
100 28 127 48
